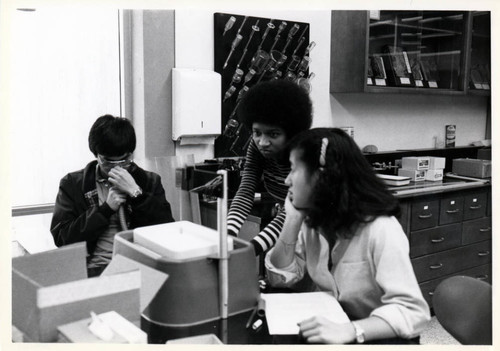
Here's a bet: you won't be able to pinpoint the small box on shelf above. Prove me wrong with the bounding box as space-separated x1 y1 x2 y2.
425 169 443 182
402 156 430 170
398 169 426 182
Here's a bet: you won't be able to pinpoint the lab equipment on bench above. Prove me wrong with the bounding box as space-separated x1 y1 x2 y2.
113 170 259 327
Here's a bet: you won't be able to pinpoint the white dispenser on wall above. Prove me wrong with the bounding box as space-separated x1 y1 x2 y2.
172 68 221 144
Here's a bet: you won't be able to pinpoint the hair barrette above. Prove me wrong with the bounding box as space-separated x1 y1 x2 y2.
319 137 328 169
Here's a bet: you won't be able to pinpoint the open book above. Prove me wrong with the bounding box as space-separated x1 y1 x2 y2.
261 292 350 335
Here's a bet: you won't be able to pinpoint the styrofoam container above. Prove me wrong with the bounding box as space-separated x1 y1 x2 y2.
133 221 233 260
425 169 444 182
429 157 446 170
402 157 430 170
398 168 426 182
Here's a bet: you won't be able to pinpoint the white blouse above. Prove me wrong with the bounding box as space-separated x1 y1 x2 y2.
265 216 431 339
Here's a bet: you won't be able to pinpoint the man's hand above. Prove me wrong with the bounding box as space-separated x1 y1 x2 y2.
106 186 127 211
298 316 356 344
107 166 140 197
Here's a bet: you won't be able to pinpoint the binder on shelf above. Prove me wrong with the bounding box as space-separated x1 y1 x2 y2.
469 67 484 90
478 65 490 90
370 55 387 86
408 53 425 88
367 58 374 86
382 46 414 87
420 57 439 88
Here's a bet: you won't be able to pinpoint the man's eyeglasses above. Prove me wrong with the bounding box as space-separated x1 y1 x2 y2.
97 154 134 169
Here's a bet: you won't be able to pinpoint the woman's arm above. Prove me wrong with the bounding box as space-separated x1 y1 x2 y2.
299 315 396 344
268 195 305 268
227 141 263 236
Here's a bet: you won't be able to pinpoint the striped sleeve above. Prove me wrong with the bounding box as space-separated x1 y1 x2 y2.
250 206 286 255
227 140 263 236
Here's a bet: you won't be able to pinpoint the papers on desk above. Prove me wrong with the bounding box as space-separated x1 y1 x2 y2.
261 292 350 335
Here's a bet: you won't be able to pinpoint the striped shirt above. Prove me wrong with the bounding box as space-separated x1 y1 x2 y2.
227 139 290 254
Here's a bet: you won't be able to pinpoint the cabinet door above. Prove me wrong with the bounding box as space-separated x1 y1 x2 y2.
463 191 487 220
467 11 491 94
462 217 492 244
410 223 462 258
398 200 410 235
410 199 439 231
439 194 464 225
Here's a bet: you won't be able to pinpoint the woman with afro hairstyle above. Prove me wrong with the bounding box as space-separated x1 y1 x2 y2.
227 79 313 255
265 128 430 344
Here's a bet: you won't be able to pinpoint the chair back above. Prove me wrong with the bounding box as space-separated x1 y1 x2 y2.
433 275 492 345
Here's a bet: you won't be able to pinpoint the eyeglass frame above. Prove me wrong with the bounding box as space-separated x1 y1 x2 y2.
97 153 134 169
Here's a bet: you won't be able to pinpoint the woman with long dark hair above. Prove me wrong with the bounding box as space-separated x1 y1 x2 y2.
266 128 430 344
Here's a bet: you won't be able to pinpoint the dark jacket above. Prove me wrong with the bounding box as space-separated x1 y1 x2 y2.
50 160 174 255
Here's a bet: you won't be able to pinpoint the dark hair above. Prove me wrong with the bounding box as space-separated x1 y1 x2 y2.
237 79 313 139
288 128 400 239
88 114 136 157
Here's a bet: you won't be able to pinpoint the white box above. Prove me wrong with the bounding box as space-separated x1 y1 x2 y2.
402 157 430 170
429 157 446 170
12 243 143 342
133 221 234 260
425 169 444 182
398 169 426 182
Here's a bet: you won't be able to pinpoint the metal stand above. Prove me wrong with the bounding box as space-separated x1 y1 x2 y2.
216 170 229 319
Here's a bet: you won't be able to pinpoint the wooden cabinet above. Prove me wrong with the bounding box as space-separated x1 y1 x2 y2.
330 10 491 95
401 186 491 309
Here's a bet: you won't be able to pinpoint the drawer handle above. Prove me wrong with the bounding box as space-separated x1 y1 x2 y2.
431 237 445 243
477 251 490 257
475 275 489 281
446 209 460 214
428 291 434 296
430 263 443 270
418 213 433 219
479 227 492 232
469 205 482 210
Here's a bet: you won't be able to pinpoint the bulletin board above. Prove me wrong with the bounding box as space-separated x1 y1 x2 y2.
214 12 311 157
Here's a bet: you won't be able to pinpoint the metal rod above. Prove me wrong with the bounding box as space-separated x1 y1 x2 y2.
217 170 229 319
236 20 260 69
12 203 55 216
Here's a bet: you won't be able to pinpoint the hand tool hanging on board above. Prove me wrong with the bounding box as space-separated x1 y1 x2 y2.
222 16 236 36
223 16 248 69
235 20 260 70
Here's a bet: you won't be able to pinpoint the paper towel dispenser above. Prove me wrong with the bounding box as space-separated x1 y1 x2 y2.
172 68 221 142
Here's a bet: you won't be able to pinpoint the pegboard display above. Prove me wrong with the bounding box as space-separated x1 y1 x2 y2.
214 12 312 157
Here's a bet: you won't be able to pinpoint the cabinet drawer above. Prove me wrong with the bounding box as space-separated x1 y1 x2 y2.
459 263 492 284
419 263 491 309
463 191 487 220
411 240 491 282
439 195 464 225
462 217 492 244
410 223 462 258
411 199 439 231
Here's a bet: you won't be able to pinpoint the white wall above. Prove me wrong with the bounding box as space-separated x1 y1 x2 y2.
331 93 488 151
174 9 489 156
